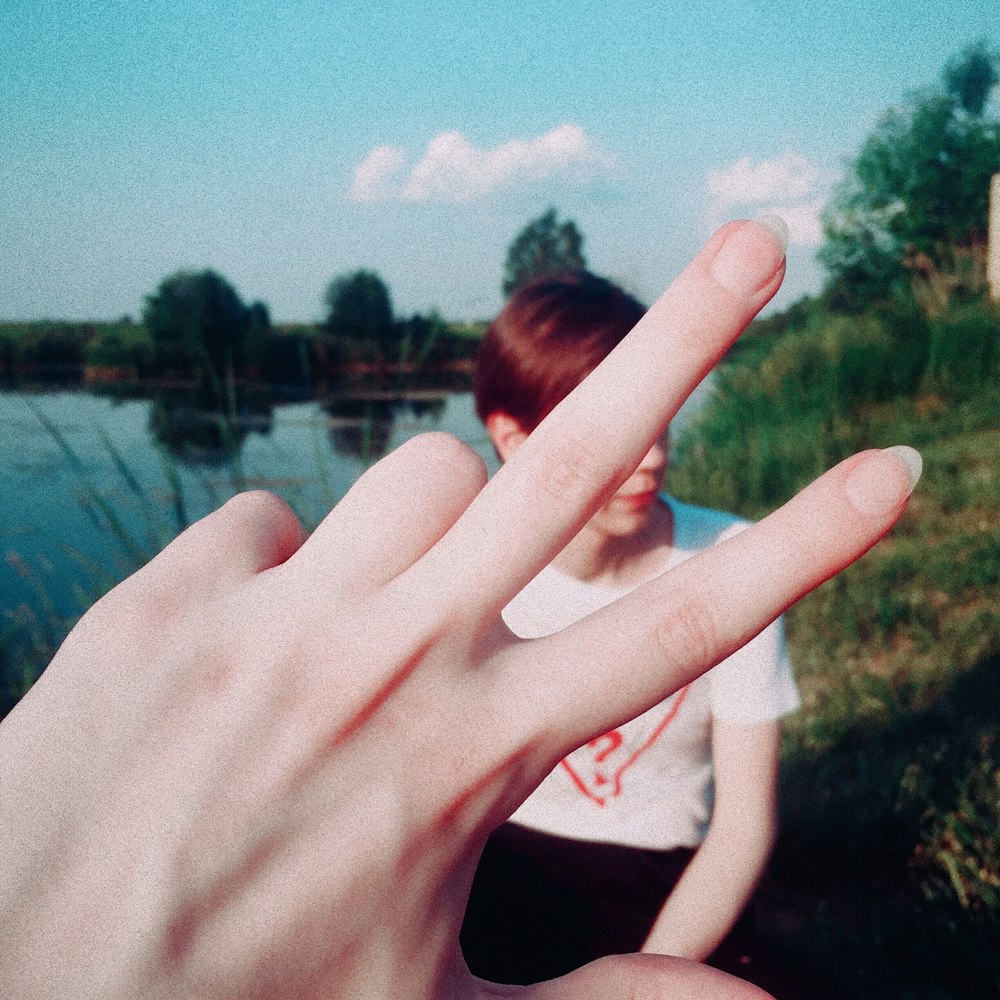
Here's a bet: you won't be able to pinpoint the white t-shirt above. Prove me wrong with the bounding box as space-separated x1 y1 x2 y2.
505 496 800 851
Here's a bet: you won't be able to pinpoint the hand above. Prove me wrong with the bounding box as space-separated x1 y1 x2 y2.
0 221 918 1000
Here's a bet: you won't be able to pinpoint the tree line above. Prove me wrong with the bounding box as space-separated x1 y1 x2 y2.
820 40 999 315
0 205 590 393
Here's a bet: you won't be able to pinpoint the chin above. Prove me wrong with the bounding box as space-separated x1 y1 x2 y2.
600 510 652 537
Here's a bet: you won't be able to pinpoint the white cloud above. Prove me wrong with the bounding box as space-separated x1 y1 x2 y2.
350 124 614 204
707 152 821 209
704 152 838 247
350 145 407 203
766 197 827 248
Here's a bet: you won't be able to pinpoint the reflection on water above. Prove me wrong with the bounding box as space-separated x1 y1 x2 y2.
324 395 446 461
83 377 457 469
89 378 283 469
1 382 490 626
2 369 712 630
149 387 273 467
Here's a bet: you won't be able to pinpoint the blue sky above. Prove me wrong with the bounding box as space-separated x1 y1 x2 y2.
2 0 998 323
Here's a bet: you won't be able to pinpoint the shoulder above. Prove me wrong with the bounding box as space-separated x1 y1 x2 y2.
664 496 751 552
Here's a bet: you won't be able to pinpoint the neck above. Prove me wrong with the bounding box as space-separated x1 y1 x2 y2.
551 496 674 587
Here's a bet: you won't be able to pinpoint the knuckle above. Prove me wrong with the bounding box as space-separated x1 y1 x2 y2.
616 953 662 1000
389 431 488 494
247 492 307 563
652 596 720 672
223 489 295 527
223 490 304 551
408 430 487 481
158 491 303 584
535 431 616 505
582 953 678 1000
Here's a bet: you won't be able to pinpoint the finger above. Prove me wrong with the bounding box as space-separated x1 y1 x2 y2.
495 952 773 1000
105 490 305 615
415 219 787 620
505 446 921 757
160 489 305 576
289 432 487 591
68 489 304 653
57 492 301 680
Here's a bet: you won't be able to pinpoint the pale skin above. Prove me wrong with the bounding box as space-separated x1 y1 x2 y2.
486 417 780 964
0 220 919 1000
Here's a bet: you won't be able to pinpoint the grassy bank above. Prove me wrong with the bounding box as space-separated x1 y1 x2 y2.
671 298 1000 998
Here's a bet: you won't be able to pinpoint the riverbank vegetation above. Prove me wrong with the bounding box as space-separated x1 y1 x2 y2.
0 312 486 390
670 292 999 998
665 42 1000 996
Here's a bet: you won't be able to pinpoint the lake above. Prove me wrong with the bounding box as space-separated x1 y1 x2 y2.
2 376 713 627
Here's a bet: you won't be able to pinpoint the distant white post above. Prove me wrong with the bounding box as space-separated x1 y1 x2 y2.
989 173 1000 301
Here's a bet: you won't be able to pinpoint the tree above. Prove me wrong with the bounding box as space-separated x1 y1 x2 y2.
143 270 268 382
820 42 1000 312
501 207 586 298
322 270 396 348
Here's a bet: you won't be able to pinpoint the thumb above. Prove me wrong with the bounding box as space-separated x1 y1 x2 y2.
503 953 774 1000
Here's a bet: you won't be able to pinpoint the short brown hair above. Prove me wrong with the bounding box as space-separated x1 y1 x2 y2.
474 272 647 431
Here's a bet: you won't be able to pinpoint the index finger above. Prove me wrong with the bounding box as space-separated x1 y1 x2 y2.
415 218 788 619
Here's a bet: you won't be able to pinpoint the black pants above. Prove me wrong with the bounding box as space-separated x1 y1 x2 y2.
461 823 815 997
461 823 703 984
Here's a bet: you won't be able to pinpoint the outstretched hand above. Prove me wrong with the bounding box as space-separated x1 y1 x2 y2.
0 221 919 1000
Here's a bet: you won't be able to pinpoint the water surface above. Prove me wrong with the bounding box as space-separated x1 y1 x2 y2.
2 375 712 626
2 388 493 622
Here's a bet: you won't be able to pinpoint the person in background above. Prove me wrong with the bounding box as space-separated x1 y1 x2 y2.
461 261 800 989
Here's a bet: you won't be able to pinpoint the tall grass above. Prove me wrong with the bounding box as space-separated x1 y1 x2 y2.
3 407 182 717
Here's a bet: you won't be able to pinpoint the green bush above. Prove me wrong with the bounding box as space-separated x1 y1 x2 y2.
671 290 1000 996
0 322 88 370
872 295 933 394
0 321 157 377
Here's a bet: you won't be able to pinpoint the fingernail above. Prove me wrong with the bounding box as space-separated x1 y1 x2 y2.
710 216 787 296
845 446 923 517
883 445 923 489
755 214 789 253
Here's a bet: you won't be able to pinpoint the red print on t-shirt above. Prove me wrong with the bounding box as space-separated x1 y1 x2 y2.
559 685 691 806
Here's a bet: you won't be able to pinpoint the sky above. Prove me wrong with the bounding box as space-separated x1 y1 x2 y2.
2 0 998 324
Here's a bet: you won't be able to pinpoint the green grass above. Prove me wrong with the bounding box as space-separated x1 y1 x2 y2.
670 297 1000 999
